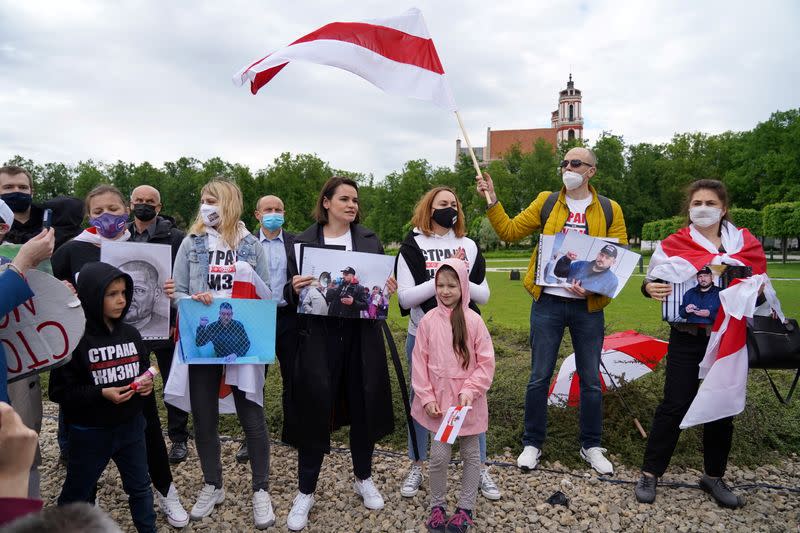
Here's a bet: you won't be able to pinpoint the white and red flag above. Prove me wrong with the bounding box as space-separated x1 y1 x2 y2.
680 274 784 428
232 8 457 111
648 222 766 284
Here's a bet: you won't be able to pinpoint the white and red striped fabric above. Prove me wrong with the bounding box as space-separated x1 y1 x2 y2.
233 8 457 111
164 261 271 414
648 222 766 284
679 275 783 428
433 405 472 444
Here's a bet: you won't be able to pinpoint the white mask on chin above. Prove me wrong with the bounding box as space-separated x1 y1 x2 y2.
689 206 723 228
200 204 221 227
562 170 586 191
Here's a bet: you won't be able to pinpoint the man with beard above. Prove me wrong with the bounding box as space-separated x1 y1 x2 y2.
554 243 619 297
196 302 251 361
679 267 721 325
118 259 168 338
325 267 368 318
127 185 189 464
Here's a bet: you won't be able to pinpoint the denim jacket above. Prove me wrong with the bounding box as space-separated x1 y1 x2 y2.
173 232 269 300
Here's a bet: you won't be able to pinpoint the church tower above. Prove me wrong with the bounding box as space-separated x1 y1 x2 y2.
551 74 583 143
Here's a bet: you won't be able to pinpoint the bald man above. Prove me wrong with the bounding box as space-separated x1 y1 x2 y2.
128 184 191 463
477 146 628 476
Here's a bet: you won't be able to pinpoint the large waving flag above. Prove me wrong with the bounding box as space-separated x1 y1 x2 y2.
232 8 457 111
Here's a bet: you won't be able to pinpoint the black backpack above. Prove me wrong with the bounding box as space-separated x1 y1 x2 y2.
539 191 614 232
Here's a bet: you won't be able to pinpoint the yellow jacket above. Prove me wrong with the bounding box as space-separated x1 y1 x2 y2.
486 185 628 312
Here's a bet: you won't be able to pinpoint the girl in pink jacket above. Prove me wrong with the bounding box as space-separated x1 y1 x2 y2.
411 258 495 533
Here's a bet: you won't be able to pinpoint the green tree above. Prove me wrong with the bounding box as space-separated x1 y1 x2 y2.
73 160 109 199
762 202 800 263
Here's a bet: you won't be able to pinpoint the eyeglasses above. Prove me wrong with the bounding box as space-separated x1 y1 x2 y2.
560 159 593 169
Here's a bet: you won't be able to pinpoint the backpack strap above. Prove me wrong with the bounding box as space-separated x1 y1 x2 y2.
539 191 614 232
763 368 800 405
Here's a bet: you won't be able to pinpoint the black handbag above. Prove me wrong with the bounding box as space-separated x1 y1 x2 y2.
746 315 800 404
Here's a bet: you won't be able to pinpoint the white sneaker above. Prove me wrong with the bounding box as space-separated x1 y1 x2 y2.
353 477 385 510
400 465 423 497
252 489 275 529
480 467 502 500
156 483 189 528
580 446 614 475
286 492 315 531
189 484 225 520
517 445 542 470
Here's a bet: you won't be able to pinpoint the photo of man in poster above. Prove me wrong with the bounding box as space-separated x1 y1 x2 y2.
196 302 251 362
553 243 619 297
326 266 368 318
678 266 721 325
119 259 168 339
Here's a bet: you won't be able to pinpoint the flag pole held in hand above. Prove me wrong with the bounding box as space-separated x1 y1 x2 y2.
455 111 491 205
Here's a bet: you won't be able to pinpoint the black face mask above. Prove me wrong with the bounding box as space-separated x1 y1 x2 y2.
132 203 157 222
1 192 32 213
432 207 458 229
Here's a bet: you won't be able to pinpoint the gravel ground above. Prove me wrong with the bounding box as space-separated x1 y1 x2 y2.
38 401 799 532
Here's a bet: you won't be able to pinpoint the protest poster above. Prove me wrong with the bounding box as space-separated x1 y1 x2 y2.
662 264 725 323
178 297 276 364
535 231 640 298
0 270 85 383
297 246 394 319
101 241 172 340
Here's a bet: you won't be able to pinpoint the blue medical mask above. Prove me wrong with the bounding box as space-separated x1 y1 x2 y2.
261 213 284 231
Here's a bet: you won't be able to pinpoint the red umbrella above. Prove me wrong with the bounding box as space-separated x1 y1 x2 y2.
548 330 669 437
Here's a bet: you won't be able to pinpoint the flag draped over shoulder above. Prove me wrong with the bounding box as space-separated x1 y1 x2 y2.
648 222 766 284
679 274 785 428
232 8 457 111
164 261 271 414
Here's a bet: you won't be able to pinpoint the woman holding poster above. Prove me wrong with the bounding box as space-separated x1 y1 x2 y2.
636 179 767 509
170 178 275 529
283 176 397 531
394 186 498 501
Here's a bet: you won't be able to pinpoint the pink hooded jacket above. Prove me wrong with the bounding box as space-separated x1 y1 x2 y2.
411 258 495 435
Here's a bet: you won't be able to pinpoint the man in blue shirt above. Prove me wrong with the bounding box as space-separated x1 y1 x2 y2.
679 267 721 325
554 243 619 297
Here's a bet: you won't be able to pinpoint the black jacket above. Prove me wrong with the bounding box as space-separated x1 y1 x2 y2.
49 262 148 427
395 229 487 316
6 197 85 251
282 223 394 452
51 239 100 286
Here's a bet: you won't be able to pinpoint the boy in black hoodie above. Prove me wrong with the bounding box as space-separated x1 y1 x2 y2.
49 261 157 533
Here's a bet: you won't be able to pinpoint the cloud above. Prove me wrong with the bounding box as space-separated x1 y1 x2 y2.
0 0 798 183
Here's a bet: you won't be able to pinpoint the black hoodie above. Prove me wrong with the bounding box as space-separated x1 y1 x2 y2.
49 262 149 427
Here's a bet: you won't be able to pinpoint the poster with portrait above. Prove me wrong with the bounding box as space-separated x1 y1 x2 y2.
177 298 276 364
297 246 395 319
101 241 171 340
535 231 640 298
661 264 726 323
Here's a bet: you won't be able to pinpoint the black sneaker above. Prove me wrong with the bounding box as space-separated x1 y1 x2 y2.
168 441 188 464
699 475 744 509
446 508 474 533
236 441 249 464
634 473 657 503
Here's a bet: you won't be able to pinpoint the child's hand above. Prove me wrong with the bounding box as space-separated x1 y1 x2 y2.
458 393 473 407
135 378 154 397
424 402 442 417
0 402 38 498
102 386 135 404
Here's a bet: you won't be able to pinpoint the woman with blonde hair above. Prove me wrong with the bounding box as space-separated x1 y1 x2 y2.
394 186 496 501
169 178 275 529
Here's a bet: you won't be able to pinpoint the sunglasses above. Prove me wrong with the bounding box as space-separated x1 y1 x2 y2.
560 159 593 169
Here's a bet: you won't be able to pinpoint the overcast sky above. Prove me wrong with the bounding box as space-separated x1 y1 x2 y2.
1 1 798 181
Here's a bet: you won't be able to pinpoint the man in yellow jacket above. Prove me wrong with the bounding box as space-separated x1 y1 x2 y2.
477 147 627 475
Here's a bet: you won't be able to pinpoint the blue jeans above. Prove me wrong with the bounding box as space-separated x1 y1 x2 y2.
523 293 604 449
406 334 488 463
58 413 156 533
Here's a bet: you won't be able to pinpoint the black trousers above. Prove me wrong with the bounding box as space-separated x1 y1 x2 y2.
142 390 174 496
153 344 190 443
297 320 374 495
642 328 734 478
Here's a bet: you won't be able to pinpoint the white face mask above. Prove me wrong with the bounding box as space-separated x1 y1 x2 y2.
200 204 221 227
562 170 585 191
689 206 723 228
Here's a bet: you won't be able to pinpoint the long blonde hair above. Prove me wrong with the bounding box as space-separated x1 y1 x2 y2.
189 178 244 249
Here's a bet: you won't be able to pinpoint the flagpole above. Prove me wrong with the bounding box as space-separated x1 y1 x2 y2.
599 361 648 439
455 111 492 205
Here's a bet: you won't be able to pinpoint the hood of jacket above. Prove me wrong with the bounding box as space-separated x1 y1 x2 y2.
434 257 471 313
76 261 133 334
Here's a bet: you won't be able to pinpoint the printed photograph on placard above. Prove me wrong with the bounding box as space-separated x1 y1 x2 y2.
177 298 276 364
298 245 395 319
101 241 172 340
662 264 723 323
536 231 640 298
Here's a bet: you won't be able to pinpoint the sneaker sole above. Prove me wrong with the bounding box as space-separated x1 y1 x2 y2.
254 517 276 529
699 482 744 509
166 515 190 528
400 487 419 498
481 489 502 500
189 493 225 521
579 451 613 476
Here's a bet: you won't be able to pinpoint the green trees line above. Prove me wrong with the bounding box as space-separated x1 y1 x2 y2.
6 109 799 245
